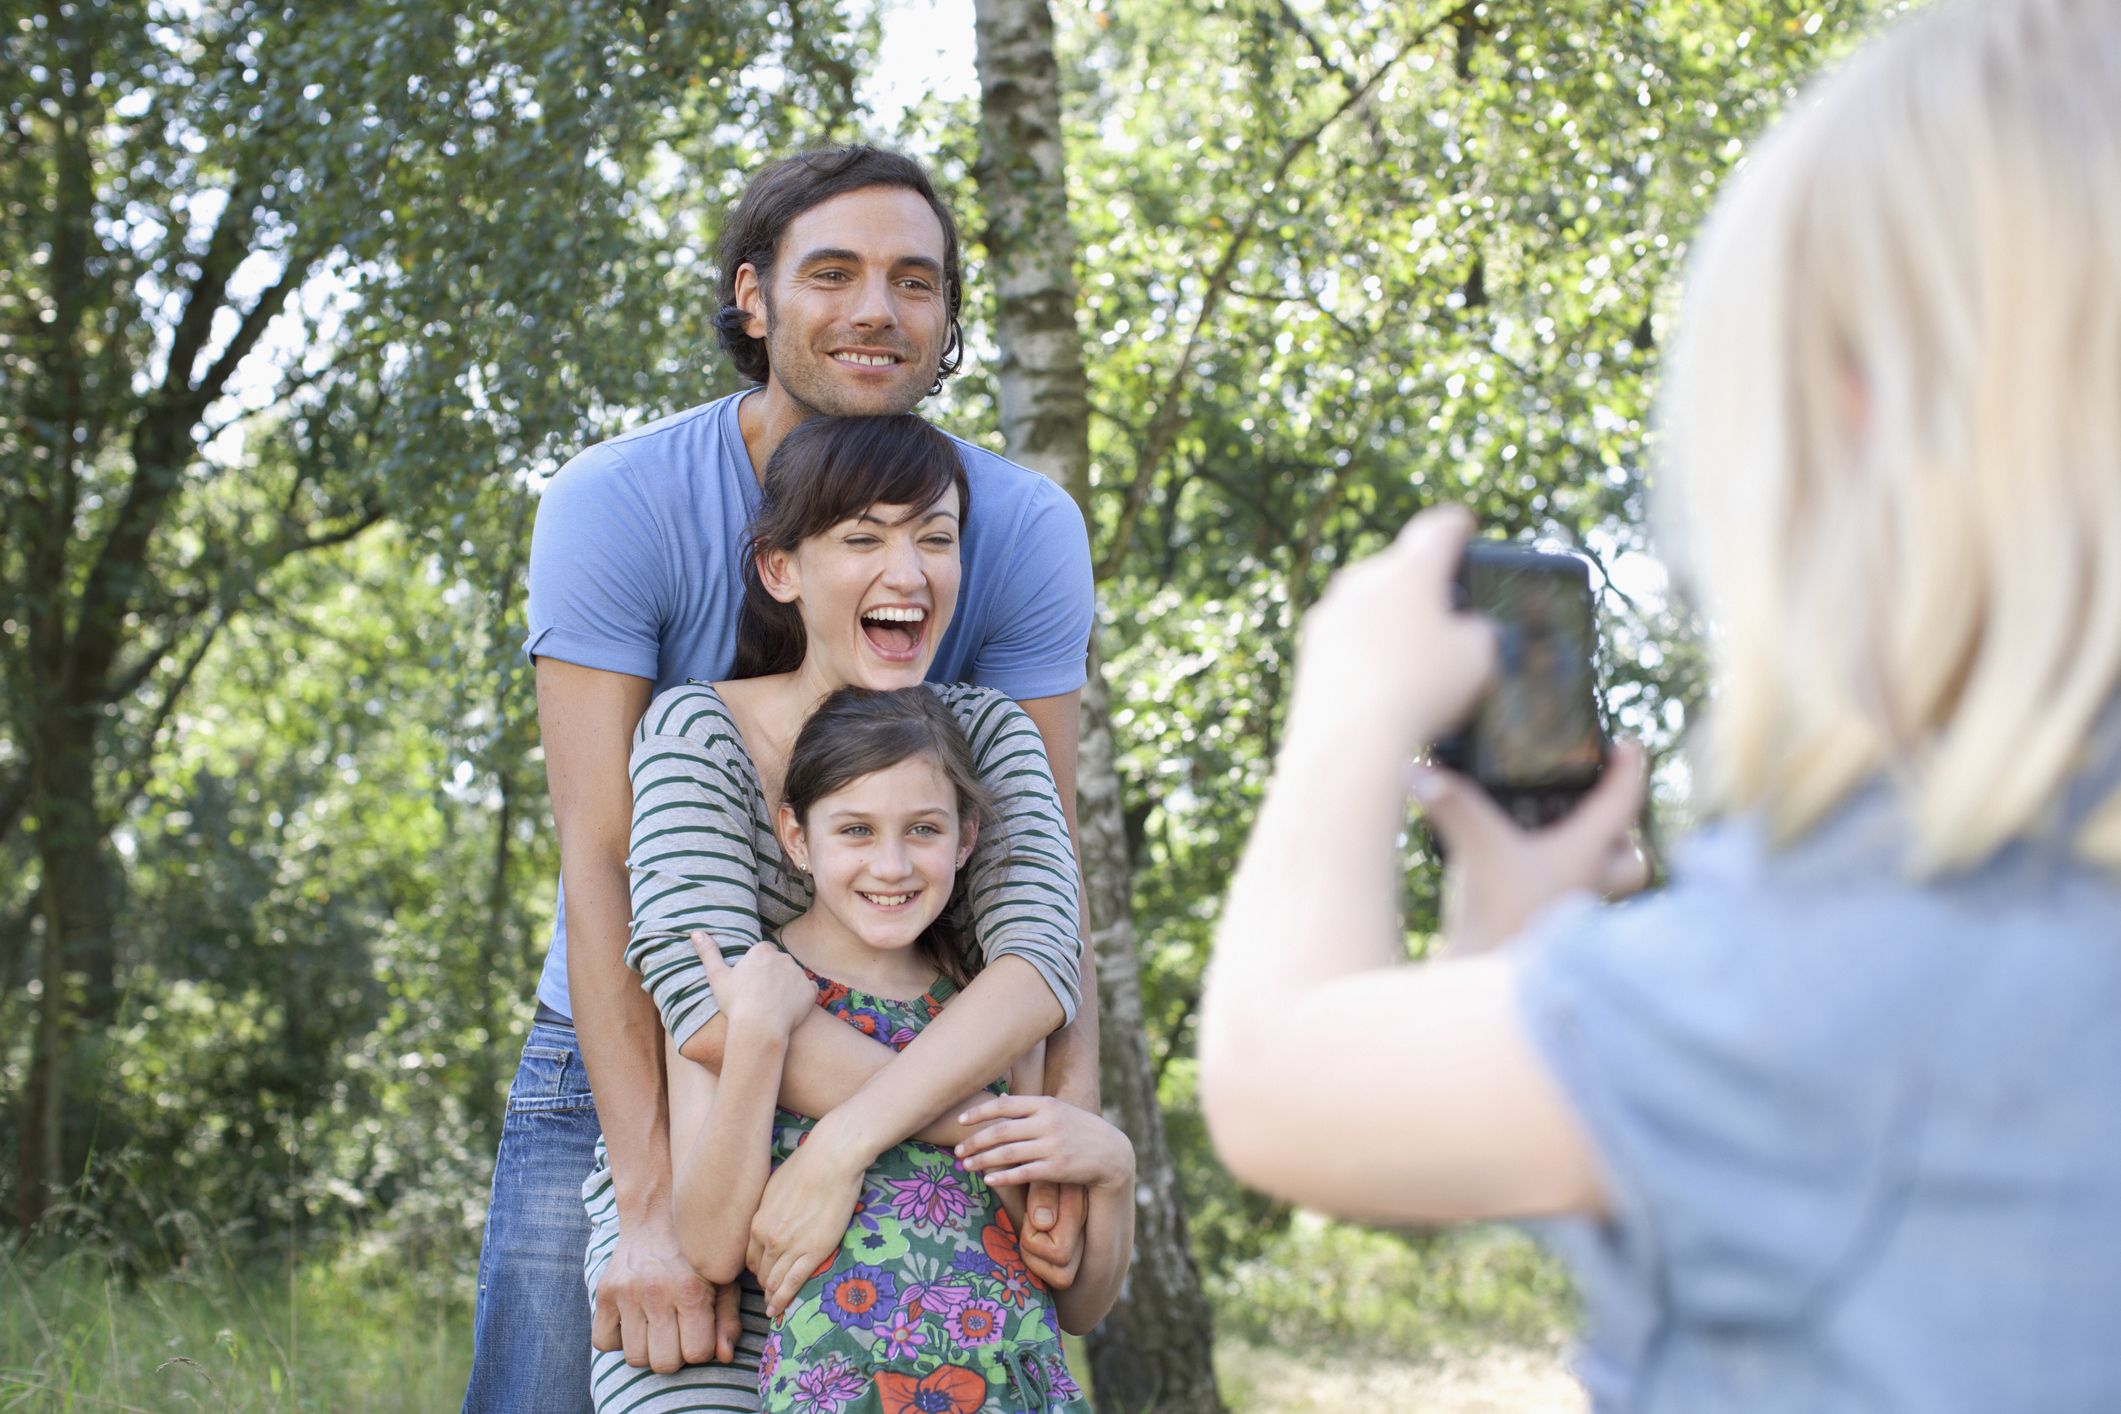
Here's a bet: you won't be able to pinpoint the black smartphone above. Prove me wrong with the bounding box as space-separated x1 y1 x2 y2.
1430 541 1607 831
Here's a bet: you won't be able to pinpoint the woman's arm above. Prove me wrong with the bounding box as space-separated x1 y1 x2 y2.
953 1093 1135 1335
670 943 819 1285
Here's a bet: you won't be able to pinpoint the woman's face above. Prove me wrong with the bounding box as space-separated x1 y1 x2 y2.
762 484 962 690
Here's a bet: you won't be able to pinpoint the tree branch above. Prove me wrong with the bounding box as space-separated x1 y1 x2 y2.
158 186 256 406
185 248 317 420
104 606 230 826
0 772 27 850
1096 0 1474 580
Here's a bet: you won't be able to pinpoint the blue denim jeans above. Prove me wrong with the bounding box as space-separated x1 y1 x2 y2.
462 1018 600 1414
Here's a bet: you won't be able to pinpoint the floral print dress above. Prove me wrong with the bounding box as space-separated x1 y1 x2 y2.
759 966 1089 1414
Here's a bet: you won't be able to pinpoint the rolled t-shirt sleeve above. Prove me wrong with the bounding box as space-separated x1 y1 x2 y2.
1513 882 1918 1326
940 684 1085 1024
624 689 773 1048
969 481 1093 702
525 443 668 679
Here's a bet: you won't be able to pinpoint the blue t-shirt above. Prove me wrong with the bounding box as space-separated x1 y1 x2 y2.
1514 721 2121 1412
523 391 1093 1017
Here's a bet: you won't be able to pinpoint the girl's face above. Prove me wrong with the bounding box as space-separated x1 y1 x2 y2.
778 754 978 955
760 485 962 690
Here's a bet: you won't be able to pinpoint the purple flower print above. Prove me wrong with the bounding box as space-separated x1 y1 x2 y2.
850 1184 886 1233
952 1247 999 1279
792 1356 866 1414
1045 1354 1083 1400
946 1298 1006 1348
878 1302 928 1361
820 1264 899 1330
902 1279 973 1321
887 1167 974 1229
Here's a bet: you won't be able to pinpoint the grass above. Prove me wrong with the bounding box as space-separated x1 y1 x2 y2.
1208 1213 1577 1361
0 1216 1575 1411
0 1242 470 1412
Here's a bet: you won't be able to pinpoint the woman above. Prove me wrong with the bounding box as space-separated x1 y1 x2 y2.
583 414 1088 1410
1203 0 2121 1409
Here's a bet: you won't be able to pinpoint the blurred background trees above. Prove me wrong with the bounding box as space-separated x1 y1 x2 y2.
2 0 1893 1403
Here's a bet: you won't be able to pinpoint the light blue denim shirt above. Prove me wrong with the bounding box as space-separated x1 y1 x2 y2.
1517 714 2121 1412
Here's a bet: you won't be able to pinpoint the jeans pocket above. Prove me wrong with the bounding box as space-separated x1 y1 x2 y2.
506 1041 594 1114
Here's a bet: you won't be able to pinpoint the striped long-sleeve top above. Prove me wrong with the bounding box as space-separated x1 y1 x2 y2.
623 680 1084 1047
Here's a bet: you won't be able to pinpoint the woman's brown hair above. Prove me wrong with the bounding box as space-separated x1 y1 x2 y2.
782 686 999 988
730 414 969 680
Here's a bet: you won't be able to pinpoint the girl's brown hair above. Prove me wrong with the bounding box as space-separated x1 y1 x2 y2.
731 414 969 680
782 686 999 987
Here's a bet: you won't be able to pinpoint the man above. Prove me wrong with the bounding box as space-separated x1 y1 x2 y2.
461 146 1100 1411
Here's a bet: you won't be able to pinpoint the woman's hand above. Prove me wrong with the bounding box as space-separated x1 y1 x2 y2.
1288 506 1497 758
747 1125 867 1319
953 1094 1135 1192
1414 739 1653 954
695 935 816 1040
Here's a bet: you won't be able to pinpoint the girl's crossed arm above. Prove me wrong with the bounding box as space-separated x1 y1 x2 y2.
671 941 821 1286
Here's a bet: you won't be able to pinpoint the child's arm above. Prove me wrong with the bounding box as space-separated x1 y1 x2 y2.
671 942 820 1286
953 1094 1137 1335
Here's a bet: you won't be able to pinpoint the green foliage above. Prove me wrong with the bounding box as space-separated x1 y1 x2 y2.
4 0 1905 1383
1049 0 1898 1273
1 0 862 1242
1210 1214 1575 1361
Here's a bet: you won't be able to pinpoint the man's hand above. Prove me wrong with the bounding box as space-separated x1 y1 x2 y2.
591 1214 738 1373
748 1126 867 1320
1018 1181 1087 1289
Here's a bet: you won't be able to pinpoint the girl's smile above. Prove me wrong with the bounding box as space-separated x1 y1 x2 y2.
777 753 978 997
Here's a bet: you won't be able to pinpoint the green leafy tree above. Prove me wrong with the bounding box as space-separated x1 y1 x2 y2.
0 0 860 1230
1047 0 1898 1273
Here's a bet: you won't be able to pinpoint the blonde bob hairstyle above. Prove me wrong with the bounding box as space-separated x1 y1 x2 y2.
1661 0 2121 875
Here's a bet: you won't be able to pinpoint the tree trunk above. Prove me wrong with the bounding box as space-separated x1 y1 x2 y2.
972 2 1226 1408
17 715 118 1228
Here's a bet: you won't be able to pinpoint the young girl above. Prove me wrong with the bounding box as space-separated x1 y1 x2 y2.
678 685 1131 1414
1205 0 2121 1409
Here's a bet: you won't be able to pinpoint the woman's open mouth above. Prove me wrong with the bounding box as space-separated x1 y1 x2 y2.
858 890 920 910
860 605 927 661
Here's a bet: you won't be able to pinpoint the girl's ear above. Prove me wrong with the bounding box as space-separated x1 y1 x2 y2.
776 802 810 872
758 546 801 605
954 812 979 870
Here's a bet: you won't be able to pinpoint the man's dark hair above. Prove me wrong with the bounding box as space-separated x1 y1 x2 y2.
714 146 965 393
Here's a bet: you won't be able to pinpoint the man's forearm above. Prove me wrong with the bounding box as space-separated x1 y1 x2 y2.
1040 938 1101 1111
570 897 675 1224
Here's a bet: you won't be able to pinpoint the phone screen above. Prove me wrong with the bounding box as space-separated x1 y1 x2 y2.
1457 545 1604 790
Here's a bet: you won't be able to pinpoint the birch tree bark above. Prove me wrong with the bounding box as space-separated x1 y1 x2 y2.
972 2 1227 1408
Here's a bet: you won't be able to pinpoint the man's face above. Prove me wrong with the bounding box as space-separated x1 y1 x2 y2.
738 185 952 419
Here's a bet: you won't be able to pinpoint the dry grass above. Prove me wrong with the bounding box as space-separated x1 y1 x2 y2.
1218 1337 1587 1414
